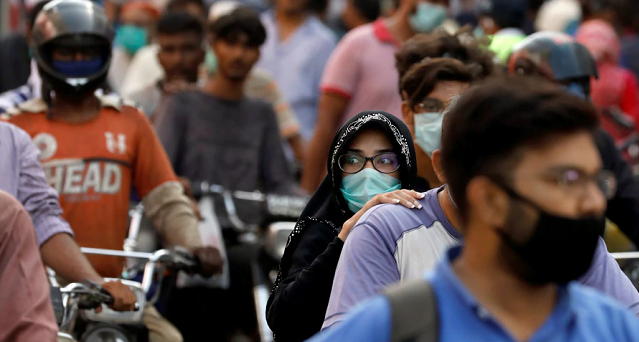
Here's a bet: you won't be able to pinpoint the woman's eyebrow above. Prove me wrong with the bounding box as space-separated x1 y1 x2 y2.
345 148 363 153
375 148 394 153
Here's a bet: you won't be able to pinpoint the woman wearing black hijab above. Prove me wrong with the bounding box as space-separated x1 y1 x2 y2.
266 111 422 342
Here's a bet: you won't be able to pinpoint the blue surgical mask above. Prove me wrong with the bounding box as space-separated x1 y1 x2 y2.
473 26 485 37
115 25 148 55
205 46 218 74
409 2 447 33
413 112 443 157
340 168 401 213
52 58 104 77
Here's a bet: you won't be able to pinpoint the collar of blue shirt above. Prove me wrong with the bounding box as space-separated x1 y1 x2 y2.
427 246 576 341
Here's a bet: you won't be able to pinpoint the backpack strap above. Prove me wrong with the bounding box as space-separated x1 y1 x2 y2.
384 280 439 342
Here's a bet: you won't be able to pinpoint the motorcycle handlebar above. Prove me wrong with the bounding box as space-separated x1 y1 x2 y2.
61 281 115 310
190 181 308 224
80 247 199 293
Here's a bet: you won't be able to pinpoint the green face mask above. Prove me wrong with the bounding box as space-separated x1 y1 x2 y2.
340 168 401 213
205 46 218 74
115 24 148 55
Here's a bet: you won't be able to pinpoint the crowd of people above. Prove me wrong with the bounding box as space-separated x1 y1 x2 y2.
2 0 639 341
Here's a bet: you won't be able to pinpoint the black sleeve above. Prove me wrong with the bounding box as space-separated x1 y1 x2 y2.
266 223 344 342
595 129 639 245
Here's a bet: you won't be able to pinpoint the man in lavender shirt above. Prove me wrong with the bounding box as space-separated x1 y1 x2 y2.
0 121 136 311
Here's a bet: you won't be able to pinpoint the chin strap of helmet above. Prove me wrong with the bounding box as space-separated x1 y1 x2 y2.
42 81 54 120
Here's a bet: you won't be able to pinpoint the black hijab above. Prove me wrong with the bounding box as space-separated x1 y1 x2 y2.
272 111 417 290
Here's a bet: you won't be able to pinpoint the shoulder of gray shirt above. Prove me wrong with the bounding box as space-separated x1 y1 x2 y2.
352 189 443 255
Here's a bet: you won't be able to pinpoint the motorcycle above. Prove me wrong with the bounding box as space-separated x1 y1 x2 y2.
51 247 200 342
123 182 308 342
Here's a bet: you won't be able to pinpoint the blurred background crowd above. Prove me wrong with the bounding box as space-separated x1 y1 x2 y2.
3 0 639 195
3 1 639 342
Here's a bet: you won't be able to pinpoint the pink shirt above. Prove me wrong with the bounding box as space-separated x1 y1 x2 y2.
0 190 58 342
320 19 403 125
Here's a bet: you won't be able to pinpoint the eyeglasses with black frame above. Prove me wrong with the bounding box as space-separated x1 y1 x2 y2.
338 152 400 174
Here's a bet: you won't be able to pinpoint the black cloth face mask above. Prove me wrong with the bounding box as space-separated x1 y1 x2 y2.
496 183 604 285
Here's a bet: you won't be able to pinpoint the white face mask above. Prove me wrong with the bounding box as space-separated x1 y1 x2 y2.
413 112 443 157
412 94 461 157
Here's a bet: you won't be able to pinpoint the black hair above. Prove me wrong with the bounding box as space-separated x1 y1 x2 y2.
581 0 625 20
156 11 204 40
487 6 527 31
166 0 206 12
440 76 600 222
401 58 473 108
308 0 329 17
351 0 381 22
209 7 266 47
395 29 495 94
29 0 51 26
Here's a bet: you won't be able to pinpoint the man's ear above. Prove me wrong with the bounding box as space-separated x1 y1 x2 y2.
466 176 509 229
431 149 446 184
402 100 415 136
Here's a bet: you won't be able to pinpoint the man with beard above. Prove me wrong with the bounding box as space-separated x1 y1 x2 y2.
126 11 206 117
309 76 639 342
154 6 298 340
155 6 296 198
154 5 298 212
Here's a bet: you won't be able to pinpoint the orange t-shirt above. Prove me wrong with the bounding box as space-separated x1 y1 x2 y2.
4 96 178 277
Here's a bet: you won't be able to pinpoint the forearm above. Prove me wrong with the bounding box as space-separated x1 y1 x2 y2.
40 233 104 284
300 94 348 193
142 181 203 249
301 129 333 193
288 133 306 164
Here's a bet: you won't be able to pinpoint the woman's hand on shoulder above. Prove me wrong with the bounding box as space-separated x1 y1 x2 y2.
338 190 425 242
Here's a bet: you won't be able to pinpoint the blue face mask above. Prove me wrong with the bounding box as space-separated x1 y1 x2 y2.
115 25 148 55
413 112 443 157
52 58 104 77
409 2 447 33
205 46 218 74
340 168 401 213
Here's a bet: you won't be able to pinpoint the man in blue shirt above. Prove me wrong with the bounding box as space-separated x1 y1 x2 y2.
256 0 336 140
309 76 639 342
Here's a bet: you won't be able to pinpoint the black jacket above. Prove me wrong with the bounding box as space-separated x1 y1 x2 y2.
266 111 417 342
0 34 30 93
